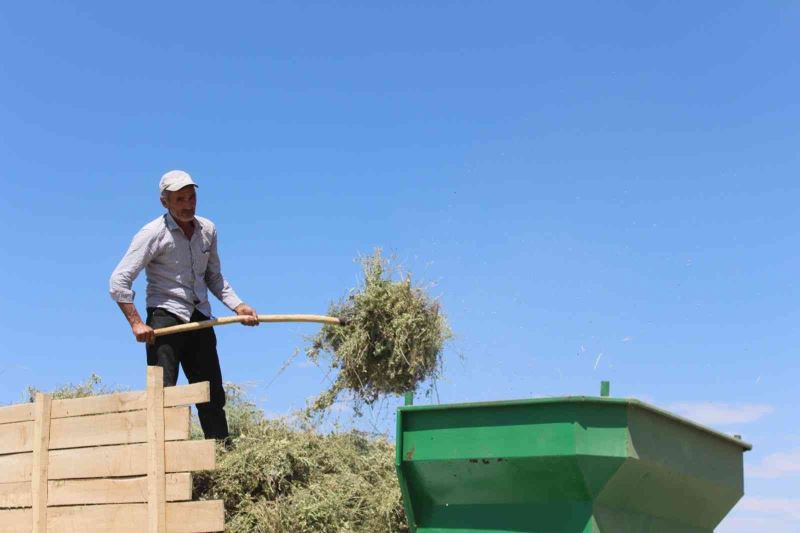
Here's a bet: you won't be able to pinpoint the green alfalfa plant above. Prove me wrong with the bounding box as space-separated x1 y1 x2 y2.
306 249 451 413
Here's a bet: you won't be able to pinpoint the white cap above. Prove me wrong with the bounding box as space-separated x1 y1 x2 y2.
159 170 198 193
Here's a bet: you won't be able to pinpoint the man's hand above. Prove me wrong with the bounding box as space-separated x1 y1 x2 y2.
235 303 259 326
132 322 156 344
117 303 155 344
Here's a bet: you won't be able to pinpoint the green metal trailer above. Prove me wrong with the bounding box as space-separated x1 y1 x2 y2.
395 389 751 532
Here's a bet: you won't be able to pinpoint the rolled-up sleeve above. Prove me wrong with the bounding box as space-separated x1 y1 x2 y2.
204 228 243 311
109 226 157 303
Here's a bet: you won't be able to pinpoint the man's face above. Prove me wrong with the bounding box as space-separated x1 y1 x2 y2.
162 185 197 222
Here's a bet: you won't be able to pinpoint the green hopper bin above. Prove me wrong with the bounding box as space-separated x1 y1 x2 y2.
395 394 751 532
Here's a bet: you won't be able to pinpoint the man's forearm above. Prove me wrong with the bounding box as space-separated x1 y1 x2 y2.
117 302 145 327
117 302 156 343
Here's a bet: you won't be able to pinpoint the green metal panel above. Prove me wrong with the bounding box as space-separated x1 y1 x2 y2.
396 396 750 533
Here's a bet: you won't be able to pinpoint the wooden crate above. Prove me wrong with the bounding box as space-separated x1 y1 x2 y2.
0 367 224 532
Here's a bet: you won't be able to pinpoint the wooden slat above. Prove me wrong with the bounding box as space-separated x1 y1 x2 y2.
147 366 167 533
51 406 190 449
0 481 29 508
0 404 32 426
50 439 215 480
52 382 210 418
0 440 215 484
0 382 210 425
0 500 224 533
0 452 30 484
0 407 190 454
0 421 32 455
31 394 51 533
0 509 27 532
0 473 192 508
52 472 192 505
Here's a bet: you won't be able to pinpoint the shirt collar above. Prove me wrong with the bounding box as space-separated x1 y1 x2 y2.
164 212 180 231
164 212 198 232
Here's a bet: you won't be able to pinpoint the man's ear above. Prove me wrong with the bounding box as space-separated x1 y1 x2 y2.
160 197 168 208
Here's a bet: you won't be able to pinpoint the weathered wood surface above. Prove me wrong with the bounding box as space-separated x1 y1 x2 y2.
147 366 167 533
0 473 192 507
0 500 224 533
0 405 31 427
0 481 26 507
0 406 190 454
31 394 52 533
0 439 215 484
0 373 222 532
0 421 31 456
0 452 29 485
0 382 209 426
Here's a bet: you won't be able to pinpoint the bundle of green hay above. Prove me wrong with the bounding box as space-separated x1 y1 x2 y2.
306 249 451 411
192 386 408 533
195 421 406 532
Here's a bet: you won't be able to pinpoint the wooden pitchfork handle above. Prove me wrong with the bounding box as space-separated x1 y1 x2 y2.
153 314 345 337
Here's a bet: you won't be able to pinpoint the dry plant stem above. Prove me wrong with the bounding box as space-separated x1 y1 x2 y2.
153 314 343 337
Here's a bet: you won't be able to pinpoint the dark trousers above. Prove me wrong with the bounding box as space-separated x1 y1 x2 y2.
146 307 229 440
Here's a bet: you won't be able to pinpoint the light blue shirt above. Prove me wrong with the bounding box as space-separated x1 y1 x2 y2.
109 213 243 322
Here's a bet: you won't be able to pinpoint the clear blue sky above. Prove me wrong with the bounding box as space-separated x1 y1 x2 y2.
1 2 797 530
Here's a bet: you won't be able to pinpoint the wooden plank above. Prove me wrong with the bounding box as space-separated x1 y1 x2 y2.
0 481 29 508
51 406 190 449
0 500 224 533
50 439 215 480
0 407 190 454
0 473 192 508
31 394 51 533
0 440 215 484
147 366 167 533
52 472 192 506
52 381 210 418
164 500 225 532
0 509 27 532
0 453 31 484
0 404 33 426
0 382 210 425
0 421 32 455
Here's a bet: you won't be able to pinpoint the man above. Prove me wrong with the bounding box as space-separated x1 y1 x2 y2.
109 170 258 440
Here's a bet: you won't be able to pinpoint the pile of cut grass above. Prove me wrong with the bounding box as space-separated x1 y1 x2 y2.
25 373 118 401
307 249 451 411
193 386 408 532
